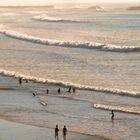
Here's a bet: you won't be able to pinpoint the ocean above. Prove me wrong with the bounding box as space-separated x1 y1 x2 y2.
0 5 140 140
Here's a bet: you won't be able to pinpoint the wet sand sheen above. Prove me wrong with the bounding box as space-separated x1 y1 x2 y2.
0 119 100 140
0 75 106 140
0 116 102 140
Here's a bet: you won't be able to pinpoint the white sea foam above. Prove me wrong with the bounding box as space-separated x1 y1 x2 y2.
0 69 140 98
102 44 137 52
0 25 139 52
94 104 140 114
33 15 81 23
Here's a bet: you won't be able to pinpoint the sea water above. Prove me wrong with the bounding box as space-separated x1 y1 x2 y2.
0 5 140 140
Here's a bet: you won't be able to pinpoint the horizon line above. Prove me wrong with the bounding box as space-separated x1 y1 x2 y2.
0 2 140 6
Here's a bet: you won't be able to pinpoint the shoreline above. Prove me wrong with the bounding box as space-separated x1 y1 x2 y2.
0 116 107 140
0 69 139 98
0 119 98 140
0 74 108 140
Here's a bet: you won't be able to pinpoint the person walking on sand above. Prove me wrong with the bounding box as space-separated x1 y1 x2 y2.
55 125 59 140
111 110 114 120
63 125 67 140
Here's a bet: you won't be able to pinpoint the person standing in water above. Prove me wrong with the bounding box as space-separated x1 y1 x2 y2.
68 86 72 93
58 88 61 94
72 87 76 93
111 110 114 120
63 125 67 140
19 78 22 85
55 125 59 140
46 89 49 94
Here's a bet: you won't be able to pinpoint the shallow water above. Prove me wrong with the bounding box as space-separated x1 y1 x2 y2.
0 6 140 140
0 75 140 140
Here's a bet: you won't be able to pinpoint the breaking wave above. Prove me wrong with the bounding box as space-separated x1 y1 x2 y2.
94 104 140 114
32 15 82 23
0 69 140 98
0 25 139 52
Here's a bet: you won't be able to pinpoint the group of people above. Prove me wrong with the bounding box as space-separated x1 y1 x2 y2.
42 86 76 95
46 88 61 94
19 78 76 95
57 86 76 94
46 87 76 95
18 78 28 85
55 125 67 140
68 86 76 93
54 111 114 140
32 86 76 97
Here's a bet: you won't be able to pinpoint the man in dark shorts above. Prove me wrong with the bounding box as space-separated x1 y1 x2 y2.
63 125 67 140
68 86 72 93
55 125 59 140
46 89 49 94
111 110 115 120
19 78 22 85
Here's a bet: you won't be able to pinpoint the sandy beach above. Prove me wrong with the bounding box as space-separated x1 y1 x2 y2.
0 75 105 140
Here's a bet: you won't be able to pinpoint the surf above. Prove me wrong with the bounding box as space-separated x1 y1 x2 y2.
0 69 140 98
0 25 139 52
94 103 140 115
32 15 82 23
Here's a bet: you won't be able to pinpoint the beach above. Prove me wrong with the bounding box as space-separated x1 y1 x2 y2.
0 75 106 140
0 74 140 140
0 5 139 140
0 76 107 140
0 120 98 140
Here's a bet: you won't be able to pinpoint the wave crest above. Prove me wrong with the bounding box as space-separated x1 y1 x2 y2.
0 25 139 52
32 15 81 23
94 104 140 114
0 69 140 98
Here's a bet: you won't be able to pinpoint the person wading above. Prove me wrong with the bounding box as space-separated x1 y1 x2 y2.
62 125 67 140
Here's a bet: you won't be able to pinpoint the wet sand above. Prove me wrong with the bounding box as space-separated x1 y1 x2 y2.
0 119 98 140
0 75 105 140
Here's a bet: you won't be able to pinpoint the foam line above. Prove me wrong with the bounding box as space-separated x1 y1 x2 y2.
0 25 139 52
0 69 140 98
33 15 82 23
94 104 140 114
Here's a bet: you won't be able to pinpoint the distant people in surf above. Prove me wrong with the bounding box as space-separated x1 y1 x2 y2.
25 79 28 83
19 78 22 85
68 86 76 93
111 110 115 120
63 125 67 140
58 88 61 94
32 92 36 97
55 124 59 140
72 87 76 93
68 86 72 93
46 89 49 94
